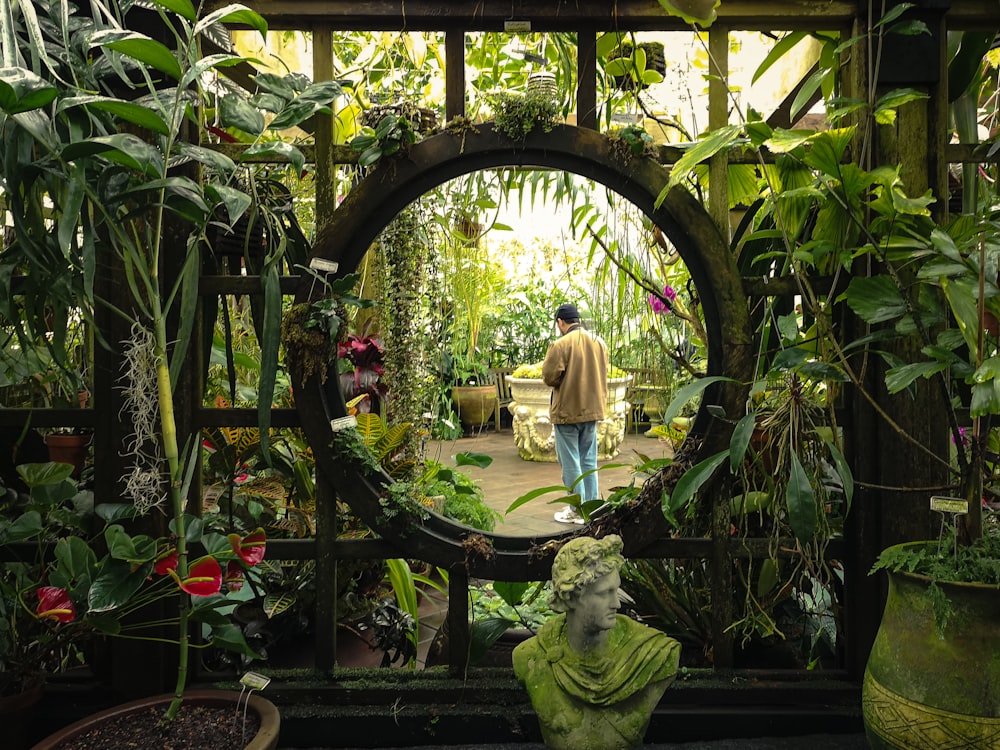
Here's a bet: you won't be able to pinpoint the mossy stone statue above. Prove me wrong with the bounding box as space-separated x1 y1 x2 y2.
513 535 680 749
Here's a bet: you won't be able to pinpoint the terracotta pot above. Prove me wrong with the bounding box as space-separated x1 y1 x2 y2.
29 689 280 750
44 433 91 478
863 542 1000 748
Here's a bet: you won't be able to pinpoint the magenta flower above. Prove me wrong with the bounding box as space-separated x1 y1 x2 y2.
648 285 677 315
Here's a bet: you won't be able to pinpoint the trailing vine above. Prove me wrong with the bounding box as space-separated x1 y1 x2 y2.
376 203 434 468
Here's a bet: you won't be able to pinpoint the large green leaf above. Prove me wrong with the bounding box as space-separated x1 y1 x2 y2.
665 450 727 518
62 133 165 177
149 0 197 22
844 275 908 325
54 535 98 583
1 509 42 542
663 124 742 191
455 451 493 469
885 361 947 393
948 31 997 103
59 95 170 135
0 66 57 113
194 5 268 37
823 437 854 516
104 524 157 564
752 31 807 84
220 92 265 136
661 374 734 426
17 461 75 488
729 413 756 474
88 557 151 613
90 30 182 80
655 0 719 26
786 450 817 543
243 140 305 175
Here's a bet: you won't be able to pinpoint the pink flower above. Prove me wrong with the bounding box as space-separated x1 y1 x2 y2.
648 285 677 315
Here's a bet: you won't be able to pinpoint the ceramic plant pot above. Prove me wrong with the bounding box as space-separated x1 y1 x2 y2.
30 689 280 750
451 384 498 430
863 542 1000 749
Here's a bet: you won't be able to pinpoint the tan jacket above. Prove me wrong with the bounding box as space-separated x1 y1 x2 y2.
541 325 609 424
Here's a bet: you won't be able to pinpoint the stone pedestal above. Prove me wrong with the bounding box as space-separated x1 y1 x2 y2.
506 376 631 462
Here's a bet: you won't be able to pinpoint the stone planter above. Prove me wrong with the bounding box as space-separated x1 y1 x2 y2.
506 375 632 462
863 542 1000 748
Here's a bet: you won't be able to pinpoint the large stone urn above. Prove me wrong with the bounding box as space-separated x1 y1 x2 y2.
506 375 631 462
863 542 1000 749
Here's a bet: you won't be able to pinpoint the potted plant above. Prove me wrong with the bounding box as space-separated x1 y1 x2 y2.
0 463 97 750
843 192 1000 746
0 0 341 745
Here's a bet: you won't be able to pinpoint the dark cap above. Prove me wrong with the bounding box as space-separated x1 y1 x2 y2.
555 303 580 322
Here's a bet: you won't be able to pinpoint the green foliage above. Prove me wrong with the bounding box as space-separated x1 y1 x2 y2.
871 536 1000 586
349 114 417 167
868 538 1000 637
468 579 556 664
420 452 499 531
490 90 560 140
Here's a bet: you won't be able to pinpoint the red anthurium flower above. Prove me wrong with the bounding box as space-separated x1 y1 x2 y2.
225 561 245 593
228 528 266 567
37 586 76 623
154 548 178 576
168 556 222 596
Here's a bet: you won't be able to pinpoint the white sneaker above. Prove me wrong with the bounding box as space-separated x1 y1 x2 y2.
553 506 585 525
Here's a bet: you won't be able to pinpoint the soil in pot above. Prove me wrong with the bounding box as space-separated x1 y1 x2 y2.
30 691 279 750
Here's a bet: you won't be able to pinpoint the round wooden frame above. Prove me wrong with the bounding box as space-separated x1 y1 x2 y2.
291 123 752 579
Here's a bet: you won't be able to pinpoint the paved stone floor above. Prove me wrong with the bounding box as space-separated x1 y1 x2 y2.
428 422 672 537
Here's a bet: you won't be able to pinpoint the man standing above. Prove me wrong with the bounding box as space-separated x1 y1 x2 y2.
542 303 609 524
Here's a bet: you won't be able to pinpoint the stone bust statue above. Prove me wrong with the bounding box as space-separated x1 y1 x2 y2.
512 534 680 750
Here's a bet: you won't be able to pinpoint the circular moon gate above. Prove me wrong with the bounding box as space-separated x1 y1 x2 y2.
292 123 753 579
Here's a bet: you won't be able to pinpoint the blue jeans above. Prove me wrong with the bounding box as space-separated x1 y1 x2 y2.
554 422 599 503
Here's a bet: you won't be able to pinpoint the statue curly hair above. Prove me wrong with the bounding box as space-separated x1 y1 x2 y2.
548 534 625 613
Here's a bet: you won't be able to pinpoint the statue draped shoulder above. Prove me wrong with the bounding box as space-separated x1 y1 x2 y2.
513 614 680 750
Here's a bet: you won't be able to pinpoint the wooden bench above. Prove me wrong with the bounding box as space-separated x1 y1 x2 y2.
489 366 515 432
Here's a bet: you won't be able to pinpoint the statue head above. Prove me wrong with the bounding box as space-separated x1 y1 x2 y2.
549 534 625 614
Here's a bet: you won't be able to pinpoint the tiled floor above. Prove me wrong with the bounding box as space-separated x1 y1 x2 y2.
427 423 673 537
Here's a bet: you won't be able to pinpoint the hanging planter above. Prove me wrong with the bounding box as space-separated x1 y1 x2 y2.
608 41 666 91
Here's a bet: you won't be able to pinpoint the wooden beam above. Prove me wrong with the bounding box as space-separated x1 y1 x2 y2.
222 0 859 32
445 30 466 121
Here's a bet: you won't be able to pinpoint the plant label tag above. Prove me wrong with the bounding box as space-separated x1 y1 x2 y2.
309 258 339 273
505 20 531 32
330 415 358 432
241 671 271 691
929 496 968 514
